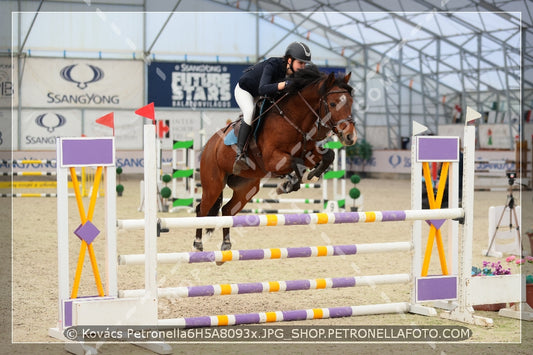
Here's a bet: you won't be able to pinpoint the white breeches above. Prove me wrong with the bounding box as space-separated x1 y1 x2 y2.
234 83 257 125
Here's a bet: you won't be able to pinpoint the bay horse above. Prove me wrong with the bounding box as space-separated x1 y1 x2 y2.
194 67 356 252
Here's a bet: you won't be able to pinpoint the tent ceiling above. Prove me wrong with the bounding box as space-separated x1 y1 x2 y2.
5 0 531 147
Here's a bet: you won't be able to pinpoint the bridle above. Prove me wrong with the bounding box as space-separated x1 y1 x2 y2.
255 81 354 155
297 88 354 139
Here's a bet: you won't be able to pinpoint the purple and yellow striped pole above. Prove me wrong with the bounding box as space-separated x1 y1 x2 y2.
158 302 410 327
117 208 463 231
118 241 412 265
119 273 410 299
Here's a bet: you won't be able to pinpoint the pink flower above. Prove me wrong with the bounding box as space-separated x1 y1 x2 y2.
506 255 517 263
516 259 525 265
526 256 533 263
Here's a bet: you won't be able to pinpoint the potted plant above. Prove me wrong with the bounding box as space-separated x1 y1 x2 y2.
471 259 512 311
346 139 373 176
472 256 533 311
116 167 124 196
348 174 361 212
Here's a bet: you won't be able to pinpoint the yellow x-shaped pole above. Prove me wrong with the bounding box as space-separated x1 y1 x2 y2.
69 166 105 299
421 161 449 277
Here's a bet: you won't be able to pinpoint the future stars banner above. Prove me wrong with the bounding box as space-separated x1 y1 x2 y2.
147 61 346 109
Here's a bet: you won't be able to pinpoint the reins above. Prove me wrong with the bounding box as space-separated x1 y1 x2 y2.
252 81 353 161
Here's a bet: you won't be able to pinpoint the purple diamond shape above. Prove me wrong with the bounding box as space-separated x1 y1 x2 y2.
425 219 446 230
74 221 100 244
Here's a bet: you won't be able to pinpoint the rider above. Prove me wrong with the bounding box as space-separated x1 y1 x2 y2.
232 41 312 174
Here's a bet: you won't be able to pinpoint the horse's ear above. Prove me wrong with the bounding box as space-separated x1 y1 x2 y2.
344 72 351 83
325 72 336 89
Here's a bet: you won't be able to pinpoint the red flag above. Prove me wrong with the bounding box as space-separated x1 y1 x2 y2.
135 102 155 121
95 112 114 129
157 120 169 138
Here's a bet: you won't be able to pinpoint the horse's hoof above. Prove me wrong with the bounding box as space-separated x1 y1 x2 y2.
221 241 232 251
276 182 289 194
193 241 203 252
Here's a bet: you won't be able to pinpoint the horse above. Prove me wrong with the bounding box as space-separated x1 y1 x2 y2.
194 67 356 252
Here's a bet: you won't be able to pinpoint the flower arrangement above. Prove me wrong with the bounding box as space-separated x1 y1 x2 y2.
471 255 533 277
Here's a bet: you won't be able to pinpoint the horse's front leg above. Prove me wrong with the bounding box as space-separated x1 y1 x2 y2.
307 148 335 180
276 157 306 194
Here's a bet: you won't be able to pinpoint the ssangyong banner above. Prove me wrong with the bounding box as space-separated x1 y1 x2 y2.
20 58 143 108
148 61 346 109
19 109 81 150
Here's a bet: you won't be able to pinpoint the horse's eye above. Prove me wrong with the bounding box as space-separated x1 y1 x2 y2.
329 102 336 107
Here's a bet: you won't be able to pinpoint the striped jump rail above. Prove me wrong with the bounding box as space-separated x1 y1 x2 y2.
240 208 322 214
158 302 410 327
117 208 464 231
249 198 323 204
119 273 411 299
2 159 56 165
2 171 56 176
1 193 58 197
118 241 412 265
195 182 322 189
209 198 324 204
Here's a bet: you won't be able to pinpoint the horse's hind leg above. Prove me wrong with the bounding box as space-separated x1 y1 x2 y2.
194 193 223 252
219 179 261 251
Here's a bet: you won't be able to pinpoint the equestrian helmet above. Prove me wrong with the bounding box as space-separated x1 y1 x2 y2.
285 42 312 62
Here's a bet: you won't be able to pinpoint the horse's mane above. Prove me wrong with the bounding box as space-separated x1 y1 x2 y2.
285 64 353 96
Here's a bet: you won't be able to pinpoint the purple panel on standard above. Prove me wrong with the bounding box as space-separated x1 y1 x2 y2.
416 276 457 301
381 210 407 222
333 245 358 255
417 137 459 162
234 313 261 325
189 251 216 263
73 221 100 245
187 285 215 297
60 138 114 167
233 215 260 227
331 277 356 288
64 300 73 327
333 212 359 223
286 247 312 258
282 309 308 321
238 249 265 260
284 214 311 225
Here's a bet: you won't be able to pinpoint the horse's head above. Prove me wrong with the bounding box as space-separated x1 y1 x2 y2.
318 72 357 146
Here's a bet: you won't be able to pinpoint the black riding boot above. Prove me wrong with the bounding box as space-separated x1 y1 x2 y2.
233 122 252 174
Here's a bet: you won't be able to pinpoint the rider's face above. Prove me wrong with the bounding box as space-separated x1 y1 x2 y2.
288 58 306 74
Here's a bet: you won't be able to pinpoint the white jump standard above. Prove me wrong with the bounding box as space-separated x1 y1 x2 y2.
49 110 531 355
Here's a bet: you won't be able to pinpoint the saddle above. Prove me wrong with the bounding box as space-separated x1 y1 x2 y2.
223 98 275 173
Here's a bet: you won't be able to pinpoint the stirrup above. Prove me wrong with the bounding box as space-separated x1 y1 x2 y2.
233 153 250 174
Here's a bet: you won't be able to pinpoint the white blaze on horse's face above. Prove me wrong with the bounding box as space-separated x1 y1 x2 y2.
332 92 357 146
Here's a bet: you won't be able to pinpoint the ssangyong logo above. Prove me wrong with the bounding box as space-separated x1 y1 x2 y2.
35 113 66 133
60 64 104 89
47 63 119 105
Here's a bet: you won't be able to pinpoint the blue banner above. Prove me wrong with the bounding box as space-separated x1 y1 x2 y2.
148 61 346 109
148 62 248 109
